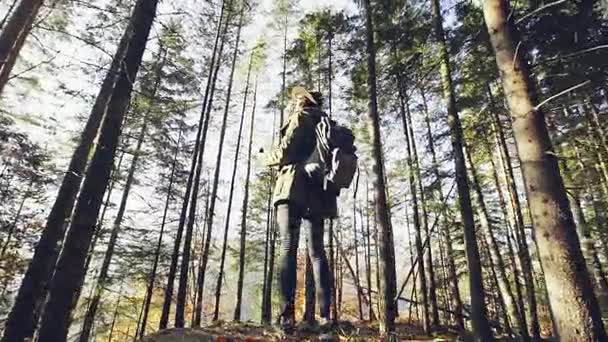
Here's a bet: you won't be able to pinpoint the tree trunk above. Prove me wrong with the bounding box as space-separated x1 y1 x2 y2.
337 228 345 316
261 172 273 324
396 80 429 333
333 228 375 320
572 146 608 295
477 224 512 335
363 175 376 322
0 8 30 94
0 0 20 29
79 44 166 341
353 192 364 320
280 15 287 127
486 137 529 337
437 228 452 323
585 98 608 160
212 8 247 320
0 3 133 338
79 114 149 342
82 148 126 279
483 0 607 339
233 71 258 322
409 117 439 329
181 4 239 327
328 218 336 320
409 268 420 324
162 0 230 329
138 125 183 339
36 0 158 339
0 0 43 94
262 211 277 323
489 84 541 340
570 191 608 293
405 92 439 328
0 181 29 258
192 182 211 326
107 282 124 342
419 88 465 328
361 0 396 334
432 0 492 338
466 145 527 339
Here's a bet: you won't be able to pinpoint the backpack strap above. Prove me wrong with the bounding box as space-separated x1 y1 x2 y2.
314 115 332 166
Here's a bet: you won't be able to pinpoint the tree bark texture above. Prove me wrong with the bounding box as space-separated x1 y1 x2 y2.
36 0 158 339
362 0 397 334
483 0 607 339
0 4 134 339
432 0 493 338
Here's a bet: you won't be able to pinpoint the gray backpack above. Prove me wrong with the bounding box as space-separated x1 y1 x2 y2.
314 116 358 192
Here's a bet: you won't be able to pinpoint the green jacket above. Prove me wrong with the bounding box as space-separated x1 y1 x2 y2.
264 106 337 218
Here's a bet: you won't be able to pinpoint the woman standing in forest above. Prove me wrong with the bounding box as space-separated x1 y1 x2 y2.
262 86 335 335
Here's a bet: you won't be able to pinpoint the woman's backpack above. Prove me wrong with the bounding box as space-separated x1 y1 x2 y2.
314 116 358 192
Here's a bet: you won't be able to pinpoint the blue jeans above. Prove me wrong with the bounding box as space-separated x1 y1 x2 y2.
276 202 332 323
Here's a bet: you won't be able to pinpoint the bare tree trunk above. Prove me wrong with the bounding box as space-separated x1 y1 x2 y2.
175 1 234 328
79 113 149 342
234 73 258 322
432 0 492 338
262 212 277 323
0 3 133 338
36 0 158 339
180 5 240 328
466 145 526 339
80 43 166 342
337 228 344 316
364 179 375 321
0 8 30 94
486 137 529 337
192 182 211 326
419 88 465 328
0 0 42 94
161 0 229 329
328 218 336 320
571 147 608 295
570 191 608 292
0 0 20 29
353 193 364 320
483 0 607 339
478 225 512 335
332 227 374 317
82 148 126 278
437 228 452 323
585 97 608 159
138 125 183 339
596 152 608 190
489 85 541 340
107 281 125 342
396 81 429 333
405 93 439 328
280 15 287 127
261 171 273 324
361 0 397 334
212 8 247 320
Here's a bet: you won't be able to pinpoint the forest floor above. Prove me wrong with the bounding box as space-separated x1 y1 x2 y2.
141 320 470 341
